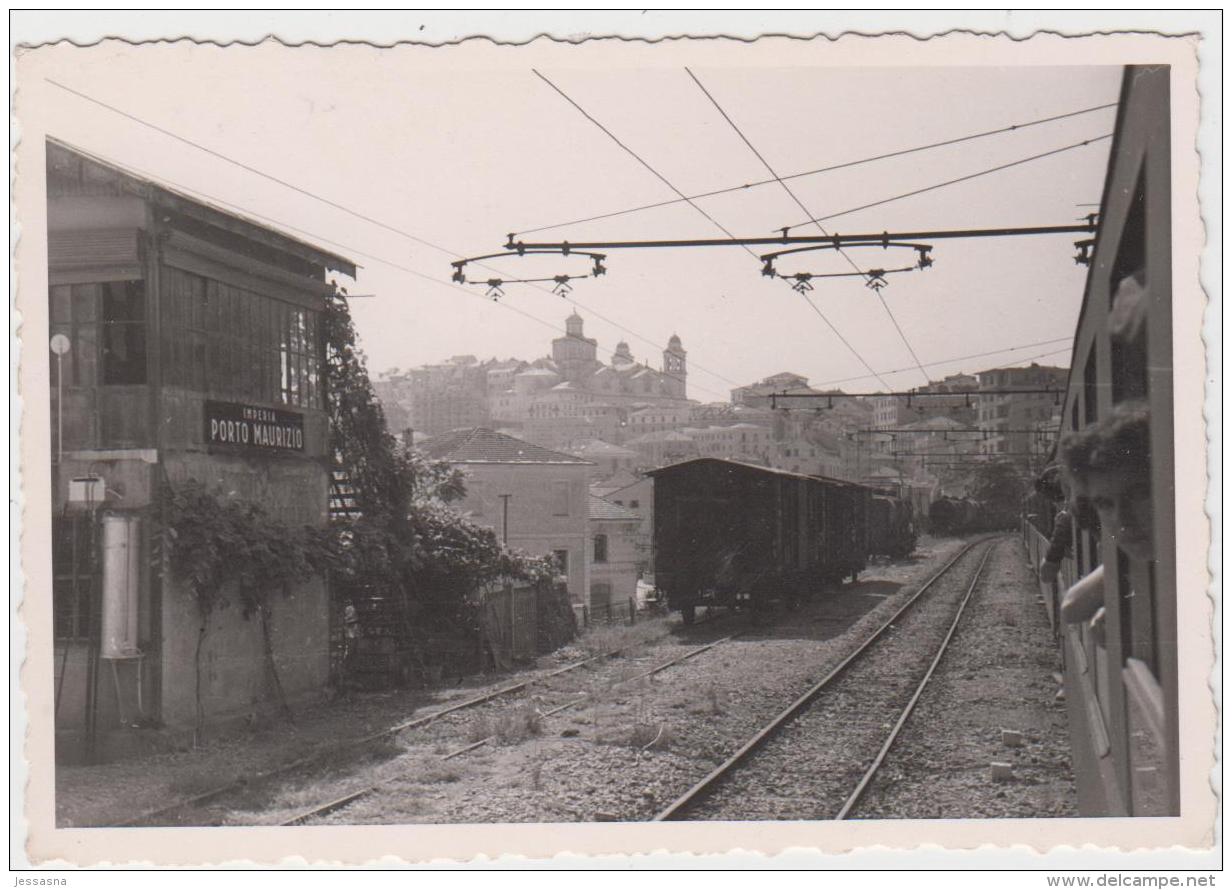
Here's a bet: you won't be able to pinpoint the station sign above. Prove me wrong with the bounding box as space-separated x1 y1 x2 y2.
204 400 305 452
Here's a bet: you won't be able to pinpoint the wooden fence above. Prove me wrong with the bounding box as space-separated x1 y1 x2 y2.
572 596 639 629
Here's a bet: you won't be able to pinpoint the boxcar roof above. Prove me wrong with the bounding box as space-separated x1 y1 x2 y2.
647 457 870 490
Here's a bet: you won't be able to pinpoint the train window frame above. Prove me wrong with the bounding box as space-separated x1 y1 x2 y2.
1118 548 1158 676
1083 344 1099 425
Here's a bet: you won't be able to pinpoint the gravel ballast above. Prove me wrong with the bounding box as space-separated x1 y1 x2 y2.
269 539 977 825
59 535 1075 828
850 536 1076 819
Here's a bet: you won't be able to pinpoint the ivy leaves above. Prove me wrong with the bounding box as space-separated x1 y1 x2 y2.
165 295 557 628
164 481 333 619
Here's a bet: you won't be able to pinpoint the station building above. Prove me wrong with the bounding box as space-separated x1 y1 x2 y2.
46 141 356 760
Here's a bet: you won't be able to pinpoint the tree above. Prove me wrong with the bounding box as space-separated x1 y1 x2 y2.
322 293 554 624
969 460 1027 529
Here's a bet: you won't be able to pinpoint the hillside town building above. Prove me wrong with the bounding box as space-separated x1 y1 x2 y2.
976 364 1067 458
376 313 689 444
419 428 594 602
586 495 642 616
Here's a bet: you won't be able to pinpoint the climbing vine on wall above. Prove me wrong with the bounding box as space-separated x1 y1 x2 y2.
161 479 337 729
161 292 558 727
163 481 335 619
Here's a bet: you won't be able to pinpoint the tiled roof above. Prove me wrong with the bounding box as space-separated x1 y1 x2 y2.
588 494 641 522
420 428 593 465
571 439 638 457
626 431 695 445
901 416 966 431
600 472 650 498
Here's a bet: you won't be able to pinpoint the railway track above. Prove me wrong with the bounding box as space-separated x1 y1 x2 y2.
654 536 1000 821
279 628 746 825
118 610 737 827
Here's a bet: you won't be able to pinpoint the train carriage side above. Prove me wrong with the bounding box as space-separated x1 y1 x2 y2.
1027 65 1178 816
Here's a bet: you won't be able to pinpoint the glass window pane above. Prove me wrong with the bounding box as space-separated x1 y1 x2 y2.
74 327 99 386
50 285 71 324
102 281 144 322
71 283 99 323
102 323 147 385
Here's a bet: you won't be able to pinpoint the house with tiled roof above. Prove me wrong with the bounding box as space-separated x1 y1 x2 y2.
598 473 655 576
421 428 593 601
568 439 638 477
587 494 642 616
625 429 699 469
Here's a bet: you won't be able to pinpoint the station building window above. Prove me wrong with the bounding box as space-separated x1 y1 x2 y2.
160 267 321 409
52 514 97 641
50 280 147 387
101 281 147 384
593 534 608 563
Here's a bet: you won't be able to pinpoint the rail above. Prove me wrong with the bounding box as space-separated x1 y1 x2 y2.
835 542 997 818
281 628 747 825
117 611 731 827
654 537 995 821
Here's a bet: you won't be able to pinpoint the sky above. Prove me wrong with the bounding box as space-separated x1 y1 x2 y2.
19 42 1121 405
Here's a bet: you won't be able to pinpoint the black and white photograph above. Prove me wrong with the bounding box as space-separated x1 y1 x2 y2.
11 15 1218 869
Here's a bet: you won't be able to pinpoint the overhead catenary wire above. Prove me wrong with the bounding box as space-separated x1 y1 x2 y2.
531 68 894 391
512 99 1118 236
67 143 1075 407
810 342 1073 389
44 79 746 395
780 134 1115 232
685 67 930 386
52 139 738 404
51 81 1085 403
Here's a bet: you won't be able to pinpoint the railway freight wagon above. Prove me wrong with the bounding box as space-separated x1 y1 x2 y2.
868 494 917 559
650 459 871 623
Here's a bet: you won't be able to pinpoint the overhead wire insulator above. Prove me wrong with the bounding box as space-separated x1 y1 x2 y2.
450 248 609 297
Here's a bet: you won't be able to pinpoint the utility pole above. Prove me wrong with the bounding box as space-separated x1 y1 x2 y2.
50 334 71 464
499 494 512 544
